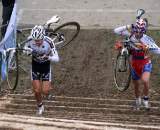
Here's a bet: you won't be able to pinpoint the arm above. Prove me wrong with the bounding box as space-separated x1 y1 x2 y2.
42 36 60 62
48 48 59 62
114 25 132 50
114 25 131 36
133 42 149 52
140 35 160 55
45 36 60 62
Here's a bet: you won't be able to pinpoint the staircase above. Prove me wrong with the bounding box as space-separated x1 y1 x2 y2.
0 94 160 130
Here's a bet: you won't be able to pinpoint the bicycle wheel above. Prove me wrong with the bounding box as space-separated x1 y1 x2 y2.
47 22 80 49
0 54 5 89
114 53 131 92
18 48 32 91
6 49 19 90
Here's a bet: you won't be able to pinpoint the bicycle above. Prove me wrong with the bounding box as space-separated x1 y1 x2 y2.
113 9 160 92
0 15 80 91
18 15 80 50
113 39 132 92
113 9 145 92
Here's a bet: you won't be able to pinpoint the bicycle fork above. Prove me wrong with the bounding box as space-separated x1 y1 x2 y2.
118 47 129 72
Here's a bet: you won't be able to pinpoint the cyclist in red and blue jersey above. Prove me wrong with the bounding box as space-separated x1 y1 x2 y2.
114 18 152 110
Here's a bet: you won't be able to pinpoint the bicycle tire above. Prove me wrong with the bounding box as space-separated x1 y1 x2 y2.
0 75 3 90
47 21 80 49
6 49 19 90
0 54 6 90
114 53 131 92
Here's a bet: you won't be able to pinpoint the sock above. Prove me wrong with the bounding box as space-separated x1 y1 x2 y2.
143 96 149 101
38 102 43 107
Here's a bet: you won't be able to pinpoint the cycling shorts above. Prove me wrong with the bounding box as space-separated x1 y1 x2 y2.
31 60 51 81
131 63 152 80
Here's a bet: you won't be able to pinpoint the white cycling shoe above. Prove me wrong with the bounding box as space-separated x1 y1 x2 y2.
134 97 142 110
142 99 150 110
134 97 150 111
37 105 44 115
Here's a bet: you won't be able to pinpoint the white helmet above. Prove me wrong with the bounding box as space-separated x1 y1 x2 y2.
31 25 45 40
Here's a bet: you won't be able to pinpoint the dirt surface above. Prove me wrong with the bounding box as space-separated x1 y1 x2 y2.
2 29 160 100
1 1 160 129
0 128 22 130
1 29 160 130
2 29 125 98
54 29 160 101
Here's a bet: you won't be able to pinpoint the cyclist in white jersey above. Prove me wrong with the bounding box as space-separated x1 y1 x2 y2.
114 18 156 110
24 25 59 115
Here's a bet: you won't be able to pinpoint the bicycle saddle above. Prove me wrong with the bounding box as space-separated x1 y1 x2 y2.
46 15 60 25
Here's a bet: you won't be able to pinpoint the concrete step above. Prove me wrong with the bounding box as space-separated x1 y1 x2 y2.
1 93 160 130
3 112 160 130
6 94 160 106
1 108 160 126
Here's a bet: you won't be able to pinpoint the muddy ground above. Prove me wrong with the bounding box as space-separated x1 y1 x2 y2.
53 29 160 101
1 29 160 102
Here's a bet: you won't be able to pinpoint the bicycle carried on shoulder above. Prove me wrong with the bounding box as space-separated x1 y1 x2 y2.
18 15 80 50
0 15 80 91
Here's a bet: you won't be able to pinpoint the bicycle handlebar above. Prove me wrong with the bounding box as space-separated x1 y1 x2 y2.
5 47 33 53
19 38 32 45
121 38 133 46
136 9 145 20
44 15 61 26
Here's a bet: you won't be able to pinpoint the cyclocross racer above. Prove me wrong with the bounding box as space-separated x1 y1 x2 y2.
24 25 59 115
114 18 155 110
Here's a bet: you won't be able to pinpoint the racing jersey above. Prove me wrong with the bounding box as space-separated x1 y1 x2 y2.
24 36 59 63
114 25 153 76
114 25 152 59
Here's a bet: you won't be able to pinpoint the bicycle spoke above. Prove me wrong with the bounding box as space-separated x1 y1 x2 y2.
7 50 18 90
48 22 80 49
114 54 131 92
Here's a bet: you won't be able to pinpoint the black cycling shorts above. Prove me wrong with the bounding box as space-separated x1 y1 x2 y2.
31 60 51 81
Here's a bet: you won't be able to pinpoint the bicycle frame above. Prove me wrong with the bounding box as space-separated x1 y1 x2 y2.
0 15 65 81
18 15 66 48
121 46 129 56
0 15 80 90
0 41 32 81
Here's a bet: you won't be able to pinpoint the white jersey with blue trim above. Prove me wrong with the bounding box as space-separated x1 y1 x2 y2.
24 36 59 63
114 25 160 54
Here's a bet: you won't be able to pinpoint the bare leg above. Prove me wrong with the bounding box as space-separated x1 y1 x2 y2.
132 79 142 110
32 80 42 105
42 81 52 96
141 72 150 97
141 71 150 109
132 79 140 98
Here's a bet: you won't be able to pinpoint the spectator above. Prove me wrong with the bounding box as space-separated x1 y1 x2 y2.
1 0 15 38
